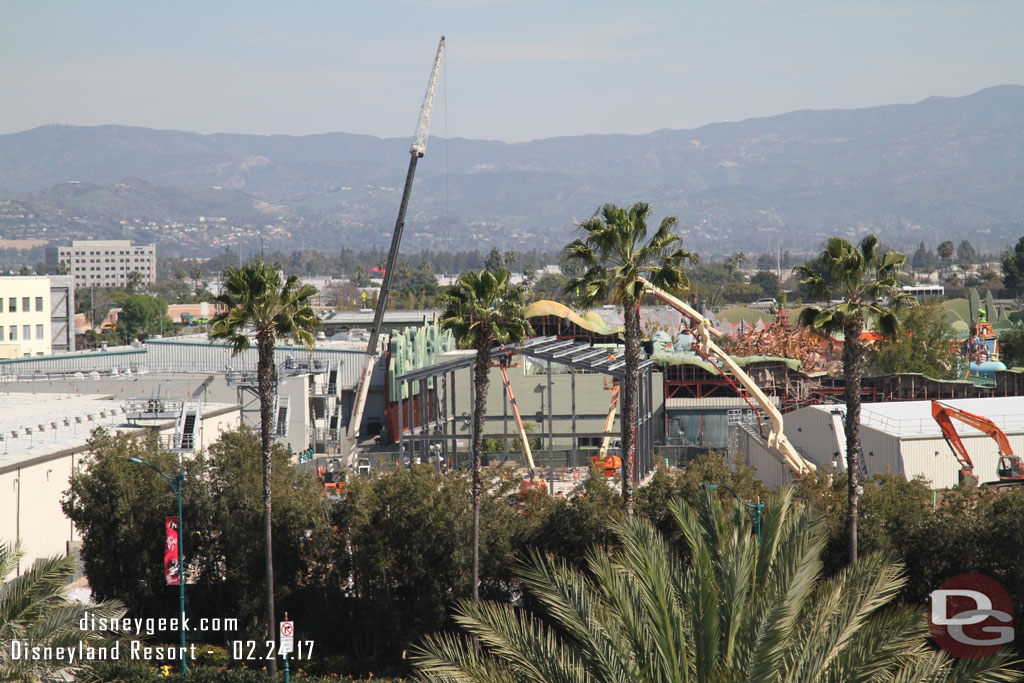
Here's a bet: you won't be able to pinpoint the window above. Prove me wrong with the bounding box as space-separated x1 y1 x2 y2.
23 325 30 340
22 297 29 311
35 296 43 312
36 324 44 340
9 327 16 340
8 298 15 313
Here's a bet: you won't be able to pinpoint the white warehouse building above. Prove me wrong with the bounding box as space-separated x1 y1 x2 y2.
738 397 1024 489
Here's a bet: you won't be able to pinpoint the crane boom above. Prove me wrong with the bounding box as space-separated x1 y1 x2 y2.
344 36 445 466
637 277 816 478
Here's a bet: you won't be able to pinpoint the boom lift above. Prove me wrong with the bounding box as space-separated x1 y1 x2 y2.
637 277 816 478
343 37 445 467
931 400 1024 486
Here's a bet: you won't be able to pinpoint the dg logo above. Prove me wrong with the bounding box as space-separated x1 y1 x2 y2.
929 573 1014 658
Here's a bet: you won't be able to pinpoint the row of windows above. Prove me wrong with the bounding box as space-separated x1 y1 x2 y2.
1 296 44 313
81 266 151 271
71 258 152 264
63 249 152 256
1 324 45 341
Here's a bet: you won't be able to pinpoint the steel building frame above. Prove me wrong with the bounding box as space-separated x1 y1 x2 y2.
394 337 657 490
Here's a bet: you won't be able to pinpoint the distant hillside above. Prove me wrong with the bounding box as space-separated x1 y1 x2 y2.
26 178 285 223
3 85 1024 253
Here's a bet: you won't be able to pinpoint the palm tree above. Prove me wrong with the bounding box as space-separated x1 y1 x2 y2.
413 490 1020 682
1 541 127 681
796 235 911 565
440 268 532 603
210 262 318 679
564 202 694 516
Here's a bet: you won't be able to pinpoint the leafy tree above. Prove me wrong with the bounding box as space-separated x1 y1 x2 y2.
868 303 960 379
749 269 780 298
126 270 145 293
440 268 532 603
117 293 171 341
56 260 70 275
911 241 939 271
531 271 568 302
62 430 207 623
209 262 318 679
484 247 512 273
999 326 1024 368
938 240 955 266
1001 236 1024 297
391 262 439 307
413 489 1018 682
796 235 912 565
63 428 333 644
957 239 979 266
0 541 127 682
565 202 695 516
756 252 776 271
189 264 204 298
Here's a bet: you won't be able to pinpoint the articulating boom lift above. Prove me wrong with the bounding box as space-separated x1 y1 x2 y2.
344 37 445 467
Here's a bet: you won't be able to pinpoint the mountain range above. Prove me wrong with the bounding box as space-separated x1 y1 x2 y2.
2 85 1023 256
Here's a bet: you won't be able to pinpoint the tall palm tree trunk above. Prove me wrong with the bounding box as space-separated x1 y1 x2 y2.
471 345 491 603
842 315 864 566
621 304 642 517
257 332 278 680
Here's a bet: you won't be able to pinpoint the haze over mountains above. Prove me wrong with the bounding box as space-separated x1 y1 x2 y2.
1 85 1023 257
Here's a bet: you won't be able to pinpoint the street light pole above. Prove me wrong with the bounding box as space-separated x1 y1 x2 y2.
128 457 188 675
699 483 764 542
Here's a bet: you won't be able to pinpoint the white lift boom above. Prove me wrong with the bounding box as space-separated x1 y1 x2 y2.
638 277 816 478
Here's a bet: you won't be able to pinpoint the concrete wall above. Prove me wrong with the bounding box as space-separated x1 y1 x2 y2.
0 406 239 578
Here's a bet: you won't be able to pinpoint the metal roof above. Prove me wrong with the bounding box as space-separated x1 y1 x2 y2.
809 396 1024 438
0 393 236 472
395 336 651 383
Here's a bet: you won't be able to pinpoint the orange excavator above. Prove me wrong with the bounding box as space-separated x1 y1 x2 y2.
931 400 1024 486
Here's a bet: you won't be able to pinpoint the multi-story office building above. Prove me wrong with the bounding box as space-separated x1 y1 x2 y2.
0 276 52 358
46 240 157 287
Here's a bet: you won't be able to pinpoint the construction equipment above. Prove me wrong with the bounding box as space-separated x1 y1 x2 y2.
318 458 347 496
638 277 816 478
498 365 538 478
931 400 1024 486
343 36 445 467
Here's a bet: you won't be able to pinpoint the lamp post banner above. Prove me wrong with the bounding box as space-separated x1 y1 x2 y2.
165 516 181 586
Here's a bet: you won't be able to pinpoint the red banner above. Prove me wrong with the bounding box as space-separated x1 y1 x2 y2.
165 516 180 586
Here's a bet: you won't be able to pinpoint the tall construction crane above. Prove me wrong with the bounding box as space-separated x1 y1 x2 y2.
344 36 445 466
931 400 1024 486
638 277 816 478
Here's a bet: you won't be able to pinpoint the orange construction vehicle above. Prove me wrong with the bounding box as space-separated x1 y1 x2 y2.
931 400 1024 486
317 458 347 496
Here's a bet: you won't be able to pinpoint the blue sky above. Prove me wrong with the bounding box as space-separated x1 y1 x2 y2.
2 0 1022 142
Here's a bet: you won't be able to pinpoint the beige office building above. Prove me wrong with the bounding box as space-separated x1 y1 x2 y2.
0 277 51 358
47 240 157 287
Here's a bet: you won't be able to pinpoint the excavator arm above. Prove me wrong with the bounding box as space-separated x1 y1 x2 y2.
637 277 816 478
931 400 1023 484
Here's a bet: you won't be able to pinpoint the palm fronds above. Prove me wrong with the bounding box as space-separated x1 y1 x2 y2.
413 491 1021 683
0 541 127 682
